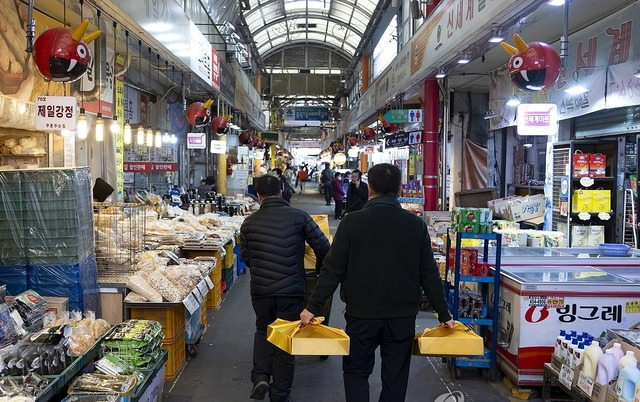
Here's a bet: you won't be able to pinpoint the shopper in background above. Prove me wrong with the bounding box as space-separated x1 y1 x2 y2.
272 168 294 202
320 162 334 206
241 174 331 402
197 176 217 199
331 172 345 220
344 169 368 215
283 163 296 189
300 163 454 402
93 178 115 202
296 167 308 193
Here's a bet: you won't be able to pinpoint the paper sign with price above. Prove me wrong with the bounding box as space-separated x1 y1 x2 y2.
559 364 574 389
576 371 594 396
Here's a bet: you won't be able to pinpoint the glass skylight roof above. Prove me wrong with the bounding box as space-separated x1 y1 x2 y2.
244 0 377 58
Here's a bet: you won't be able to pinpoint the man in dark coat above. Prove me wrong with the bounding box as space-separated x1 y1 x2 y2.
241 174 330 401
344 169 368 214
300 163 453 402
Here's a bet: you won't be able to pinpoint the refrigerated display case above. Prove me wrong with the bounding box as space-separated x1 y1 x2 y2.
494 265 640 386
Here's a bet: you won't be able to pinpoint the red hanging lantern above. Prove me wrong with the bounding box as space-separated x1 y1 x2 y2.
212 115 232 134
257 141 266 149
348 136 358 146
33 20 101 82
186 99 213 127
238 131 252 144
388 123 399 134
501 34 561 92
361 126 376 141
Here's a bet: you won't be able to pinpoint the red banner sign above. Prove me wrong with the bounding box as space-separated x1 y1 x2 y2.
151 162 178 172
124 162 178 172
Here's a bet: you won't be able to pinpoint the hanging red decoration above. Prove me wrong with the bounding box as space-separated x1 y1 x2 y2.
348 136 358 146
256 141 266 149
186 99 213 127
249 136 260 147
361 126 376 141
226 160 233 176
238 131 252 144
388 123 399 134
501 34 561 92
212 115 232 134
33 20 101 82
378 115 391 133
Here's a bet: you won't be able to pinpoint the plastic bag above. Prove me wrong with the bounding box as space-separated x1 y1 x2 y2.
123 292 148 303
125 276 162 303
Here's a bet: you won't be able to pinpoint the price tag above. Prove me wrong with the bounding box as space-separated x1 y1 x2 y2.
579 177 595 187
205 276 214 289
197 280 209 297
578 212 592 221
559 364 574 389
576 371 595 397
183 293 199 315
598 212 611 220
192 288 203 304
614 375 624 396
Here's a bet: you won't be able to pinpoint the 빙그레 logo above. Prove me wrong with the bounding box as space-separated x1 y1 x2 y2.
434 391 465 402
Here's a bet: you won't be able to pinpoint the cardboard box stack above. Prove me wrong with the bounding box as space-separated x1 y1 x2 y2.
450 207 493 234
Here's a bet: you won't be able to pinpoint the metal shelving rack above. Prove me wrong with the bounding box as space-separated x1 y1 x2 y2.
446 231 502 381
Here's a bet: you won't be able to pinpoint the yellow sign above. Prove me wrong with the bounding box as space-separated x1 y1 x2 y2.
115 55 125 200
625 300 640 314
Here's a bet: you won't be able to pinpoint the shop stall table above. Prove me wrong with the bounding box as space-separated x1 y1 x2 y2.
494 265 640 386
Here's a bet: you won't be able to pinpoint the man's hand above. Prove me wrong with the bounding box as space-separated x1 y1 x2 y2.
300 309 315 326
442 319 455 328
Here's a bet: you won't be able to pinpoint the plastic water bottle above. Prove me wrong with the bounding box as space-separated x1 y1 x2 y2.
616 361 640 400
572 342 586 369
618 351 638 374
554 330 567 359
582 341 604 380
595 349 618 385
561 335 572 363
568 340 579 369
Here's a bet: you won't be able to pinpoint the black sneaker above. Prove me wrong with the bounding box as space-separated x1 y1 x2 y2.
250 380 269 400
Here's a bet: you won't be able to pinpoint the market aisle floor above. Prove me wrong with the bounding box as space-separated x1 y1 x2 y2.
163 186 534 401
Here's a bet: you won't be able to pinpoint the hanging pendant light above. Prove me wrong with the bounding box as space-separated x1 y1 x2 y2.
77 108 88 140
170 133 177 144
155 129 162 148
146 125 154 147
95 113 104 142
110 21 120 135
123 121 132 144
136 125 145 145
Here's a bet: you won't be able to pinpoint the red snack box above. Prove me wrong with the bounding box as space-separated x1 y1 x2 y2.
573 152 590 178
589 153 606 178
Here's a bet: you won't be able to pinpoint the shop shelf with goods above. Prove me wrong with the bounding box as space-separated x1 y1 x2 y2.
445 230 502 381
398 180 425 216
0 132 49 170
552 139 623 246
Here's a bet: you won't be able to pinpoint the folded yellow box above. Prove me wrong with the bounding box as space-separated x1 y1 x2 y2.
413 321 483 357
267 317 350 355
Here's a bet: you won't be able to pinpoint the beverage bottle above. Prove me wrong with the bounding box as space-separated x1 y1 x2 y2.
561 335 572 363
618 351 638 374
572 342 586 369
582 341 604 380
568 340 579 369
610 342 625 362
595 349 618 385
617 361 640 400
555 330 567 355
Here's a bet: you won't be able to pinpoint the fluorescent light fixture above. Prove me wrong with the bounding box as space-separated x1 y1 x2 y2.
76 109 88 140
155 130 162 148
548 0 564 5
506 97 521 107
94 113 104 142
146 127 154 147
435 69 446 79
123 122 132 145
458 53 470 64
136 126 145 145
488 28 504 43
484 109 497 120
564 83 589 95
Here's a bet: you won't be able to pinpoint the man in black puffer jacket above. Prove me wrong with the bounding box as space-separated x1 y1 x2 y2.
240 174 330 402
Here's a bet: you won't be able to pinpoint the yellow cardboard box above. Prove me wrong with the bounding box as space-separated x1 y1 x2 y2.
267 318 350 355
413 321 483 357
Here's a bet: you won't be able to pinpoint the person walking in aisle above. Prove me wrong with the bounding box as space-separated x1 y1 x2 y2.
331 172 345 220
296 167 308 193
300 163 454 402
320 162 334 205
241 174 331 402
344 169 368 215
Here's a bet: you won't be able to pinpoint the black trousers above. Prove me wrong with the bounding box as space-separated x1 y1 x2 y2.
252 296 304 401
343 315 415 402
323 182 332 204
334 199 344 219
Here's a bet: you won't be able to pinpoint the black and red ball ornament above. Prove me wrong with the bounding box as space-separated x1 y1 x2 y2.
33 20 101 83
348 136 358 146
361 126 376 141
212 115 232 134
501 34 561 92
186 99 213 127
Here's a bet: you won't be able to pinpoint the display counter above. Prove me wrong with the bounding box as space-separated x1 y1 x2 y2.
480 246 640 266
494 265 640 386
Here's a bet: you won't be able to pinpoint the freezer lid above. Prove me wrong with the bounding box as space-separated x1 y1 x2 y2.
481 247 572 258
500 265 635 285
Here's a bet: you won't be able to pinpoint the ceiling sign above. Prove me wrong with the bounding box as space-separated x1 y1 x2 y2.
283 107 330 121
383 109 423 123
385 132 409 148
35 96 77 131
517 103 558 136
